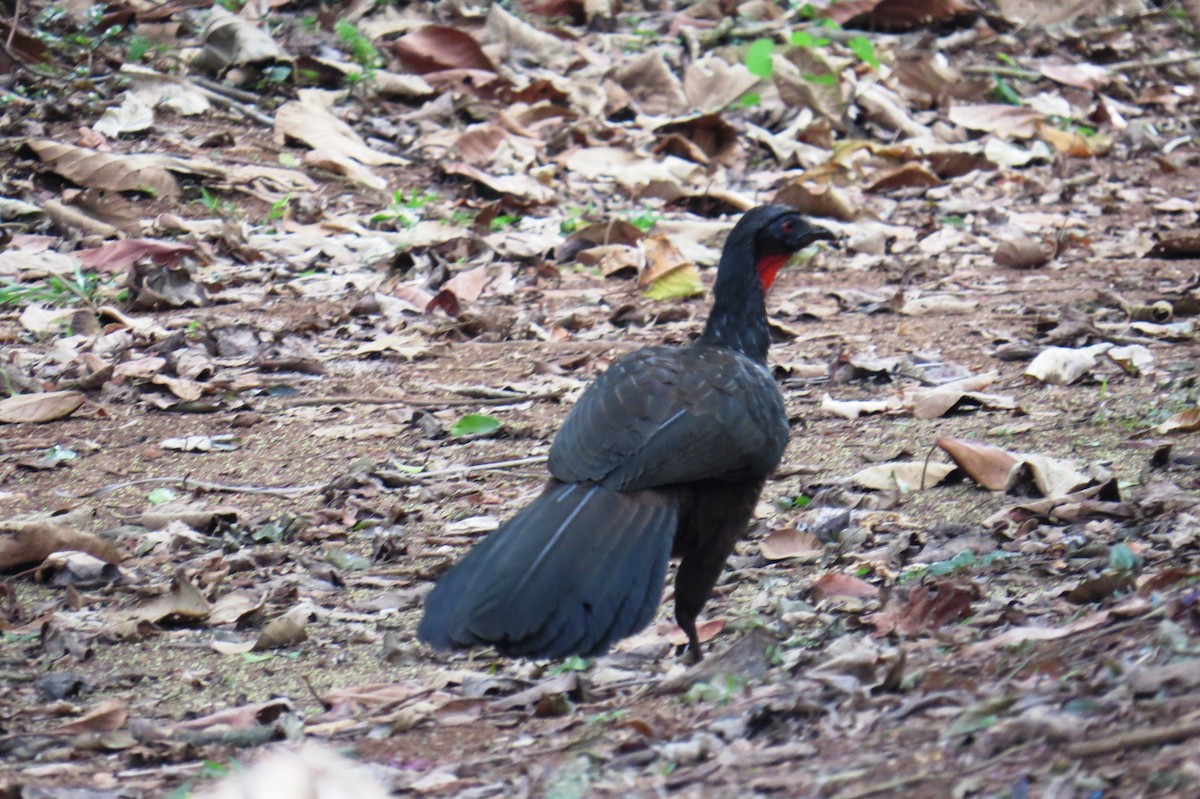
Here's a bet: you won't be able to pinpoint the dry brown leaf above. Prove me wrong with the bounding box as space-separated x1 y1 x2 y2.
1037 122 1111 157
851 461 956 491
867 162 943 192
665 617 725 646
868 580 977 636
682 57 759 113
1039 63 1110 90
174 699 293 731
1025 343 1111 385
969 610 1110 652
0 390 84 423
252 609 308 651
446 163 555 203
275 100 406 168
810 572 880 602
0 522 121 570
1156 405 1200 434
612 51 689 117
208 591 264 626
947 104 1044 138
937 437 1020 491
304 149 388 190
773 180 858 221
391 26 497 74
639 234 690 287
195 5 283 71
76 239 195 274
520 0 586 22
440 265 490 304
576 244 642 276
994 230 1053 268
760 527 823 561
52 699 128 734
486 4 574 67
910 372 1015 419
828 0 976 29
131 575 212 624
652 114 739 166
27 140 181 197
820 394 894 420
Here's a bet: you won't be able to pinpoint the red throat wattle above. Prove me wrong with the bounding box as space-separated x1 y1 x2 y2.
756 254 790 293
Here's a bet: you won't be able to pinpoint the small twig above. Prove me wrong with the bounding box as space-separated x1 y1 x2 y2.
829 770 933 799
1067 718 1200 758
919 440 940 491
7 0 22 50
187 75 274 127
963 51 1200 81
286 391 563 408
960 64 1040 80
67 475 327 499
387 456 549 482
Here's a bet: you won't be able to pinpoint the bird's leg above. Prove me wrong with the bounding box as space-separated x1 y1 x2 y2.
673 545 736 664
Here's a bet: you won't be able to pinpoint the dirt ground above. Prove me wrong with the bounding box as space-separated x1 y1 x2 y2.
4 2 1200 798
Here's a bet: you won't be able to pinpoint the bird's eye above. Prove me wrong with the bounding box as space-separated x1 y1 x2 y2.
781 219 797 234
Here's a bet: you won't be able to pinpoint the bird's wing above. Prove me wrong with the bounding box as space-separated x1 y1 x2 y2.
547 346 789 491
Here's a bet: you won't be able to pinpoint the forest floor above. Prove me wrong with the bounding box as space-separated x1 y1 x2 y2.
3 1 1200 797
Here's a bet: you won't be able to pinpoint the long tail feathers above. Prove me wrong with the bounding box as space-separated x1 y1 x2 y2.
418 482 677 659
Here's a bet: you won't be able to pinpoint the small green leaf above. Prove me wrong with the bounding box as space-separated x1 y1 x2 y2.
790 30 830 48
644 265 704 301
147 487 177 505
734 92 761 108
1109 543 1137 572
847 36 880 69
803 73 838 86
745 38 775 78
325 548 372 571
992 76 1023 105
450 414 501 437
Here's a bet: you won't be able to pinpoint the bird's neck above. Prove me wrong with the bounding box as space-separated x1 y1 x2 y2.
696 247 771 363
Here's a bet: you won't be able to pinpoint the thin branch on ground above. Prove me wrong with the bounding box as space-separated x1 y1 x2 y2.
69 476 328 498
1067 718 1200 757
286 391 563 407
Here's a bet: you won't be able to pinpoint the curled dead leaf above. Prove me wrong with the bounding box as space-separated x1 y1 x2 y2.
760 527 823 561
0 522 121 570
994 231 1053 269
937 437 1019 491
391 26 497 74
664 618 725 647
52 699 128 734
810 572 880 602
868 579 978 637
851 461 956 492
0 390 84 423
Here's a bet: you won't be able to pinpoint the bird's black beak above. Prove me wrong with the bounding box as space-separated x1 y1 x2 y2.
802 224 838 248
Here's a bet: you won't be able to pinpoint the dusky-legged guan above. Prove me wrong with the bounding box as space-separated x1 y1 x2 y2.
419 205 834 662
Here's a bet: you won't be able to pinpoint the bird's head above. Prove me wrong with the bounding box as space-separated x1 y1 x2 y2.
736 205 836 294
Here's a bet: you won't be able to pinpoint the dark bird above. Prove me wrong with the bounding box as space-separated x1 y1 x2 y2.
418 205 834 662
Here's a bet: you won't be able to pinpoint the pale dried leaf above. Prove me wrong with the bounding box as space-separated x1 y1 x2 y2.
1025 343 1112 385
948 104 1044 138
851 461 956 491
275 100 407 167
0 390 85 423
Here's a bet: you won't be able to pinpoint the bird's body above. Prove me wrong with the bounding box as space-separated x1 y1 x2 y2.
419 205 833 661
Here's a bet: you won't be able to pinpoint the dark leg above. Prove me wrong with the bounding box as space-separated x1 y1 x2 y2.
672 480 764 663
